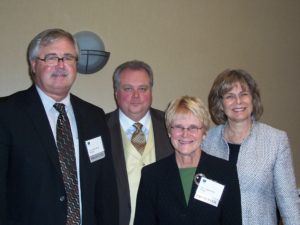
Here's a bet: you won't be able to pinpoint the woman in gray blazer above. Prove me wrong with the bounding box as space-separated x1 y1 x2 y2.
202 69 300 225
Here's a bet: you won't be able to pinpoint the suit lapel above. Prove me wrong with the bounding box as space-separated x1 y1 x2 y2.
150 108 173 160
70 96 89 200
164 155 187 208
188 152 216 214
23 86 62 177
106 110 130 194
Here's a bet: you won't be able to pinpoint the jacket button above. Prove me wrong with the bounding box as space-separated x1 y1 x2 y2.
60 196 65 202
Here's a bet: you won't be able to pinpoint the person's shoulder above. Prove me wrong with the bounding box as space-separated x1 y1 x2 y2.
0 88 31 106
208 124 224 132
254 122 287 137
105 110 120 128
71 94 102 109
149 107 165 121
150 107 164 115
0 94 13 104
105 109 118 119
142 154 174 174
203 151 227 163
70 94 105 116
205 124 224 140
203 151 234 169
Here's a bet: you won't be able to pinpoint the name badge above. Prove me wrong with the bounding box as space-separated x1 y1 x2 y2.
85 136 105 163
194 177 224 207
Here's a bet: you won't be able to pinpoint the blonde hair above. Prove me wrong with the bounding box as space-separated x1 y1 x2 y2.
165 96 210 133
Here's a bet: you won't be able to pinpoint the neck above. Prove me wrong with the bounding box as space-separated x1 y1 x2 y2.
125 112 147 122
224 119 252 144
176 149 201 168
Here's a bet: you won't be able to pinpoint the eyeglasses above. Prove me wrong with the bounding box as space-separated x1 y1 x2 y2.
222 91 251 102
37 54 78 66
171 125 203 135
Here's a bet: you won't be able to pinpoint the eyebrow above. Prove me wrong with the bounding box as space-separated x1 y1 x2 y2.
121 84 150 87
43 53 76 57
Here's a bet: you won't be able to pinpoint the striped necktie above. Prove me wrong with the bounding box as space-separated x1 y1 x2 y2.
131 122 146 154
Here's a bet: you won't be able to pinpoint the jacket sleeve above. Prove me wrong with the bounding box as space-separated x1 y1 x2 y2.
274 131 300 225
0 115 9 225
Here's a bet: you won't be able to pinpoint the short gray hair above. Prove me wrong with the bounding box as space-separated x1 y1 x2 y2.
113 60 153 90
27 28 78 61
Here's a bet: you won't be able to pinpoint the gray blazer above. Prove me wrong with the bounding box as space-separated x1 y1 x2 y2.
106 108 173 225
202 121 300 225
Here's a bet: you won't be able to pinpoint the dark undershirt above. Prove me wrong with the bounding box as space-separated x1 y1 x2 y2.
228 143 241 164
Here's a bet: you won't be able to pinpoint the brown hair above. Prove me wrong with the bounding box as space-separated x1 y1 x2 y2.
208 69 263 125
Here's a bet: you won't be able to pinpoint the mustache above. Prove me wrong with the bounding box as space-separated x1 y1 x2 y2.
51 68 69 77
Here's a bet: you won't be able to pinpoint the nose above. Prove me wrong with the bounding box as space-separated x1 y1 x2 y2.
56 58 65 68
132 89 140 97
235 95 241 104
182 128 189 137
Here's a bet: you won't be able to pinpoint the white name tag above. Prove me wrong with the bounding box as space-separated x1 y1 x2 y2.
85 136 105 163
194 177 224 207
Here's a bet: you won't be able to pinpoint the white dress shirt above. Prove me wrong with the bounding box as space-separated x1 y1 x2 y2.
119 109 151 141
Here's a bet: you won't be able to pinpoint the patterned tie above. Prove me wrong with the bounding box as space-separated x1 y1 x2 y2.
131 122 146 155
54 103 80 225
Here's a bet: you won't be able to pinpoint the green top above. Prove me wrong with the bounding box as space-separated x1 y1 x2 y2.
179 167 197 205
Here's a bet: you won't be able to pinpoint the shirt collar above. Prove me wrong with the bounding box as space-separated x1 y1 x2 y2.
119 109 151 133
35 85 71 113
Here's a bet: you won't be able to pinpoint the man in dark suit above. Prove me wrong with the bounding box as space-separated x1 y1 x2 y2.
0 28 118 225
106 60 173 225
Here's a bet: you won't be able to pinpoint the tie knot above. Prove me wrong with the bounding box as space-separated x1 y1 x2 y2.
133 122 143 131
53 103 66 114
131 122 146 154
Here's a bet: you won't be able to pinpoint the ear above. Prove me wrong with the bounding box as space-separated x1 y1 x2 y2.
30 60 36 74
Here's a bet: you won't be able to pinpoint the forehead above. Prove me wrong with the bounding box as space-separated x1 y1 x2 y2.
39 38 76 55
120 68 150 84
172 112 201 124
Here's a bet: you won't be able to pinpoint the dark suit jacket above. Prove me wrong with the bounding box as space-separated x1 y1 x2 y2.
0 85 119 225
134 151 242 225
105 108 173 225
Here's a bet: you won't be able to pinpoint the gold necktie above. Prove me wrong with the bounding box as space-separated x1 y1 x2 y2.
131 122 146 154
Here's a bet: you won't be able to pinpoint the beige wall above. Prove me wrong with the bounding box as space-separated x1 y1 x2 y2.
0 0 299 187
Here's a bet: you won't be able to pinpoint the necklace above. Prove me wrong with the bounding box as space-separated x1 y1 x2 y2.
224 122 252 144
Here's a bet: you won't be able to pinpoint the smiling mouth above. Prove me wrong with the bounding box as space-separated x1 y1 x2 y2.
232 107 246 112
178 140 193 144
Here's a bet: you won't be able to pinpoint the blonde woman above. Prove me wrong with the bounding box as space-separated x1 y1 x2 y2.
134 96 242 225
